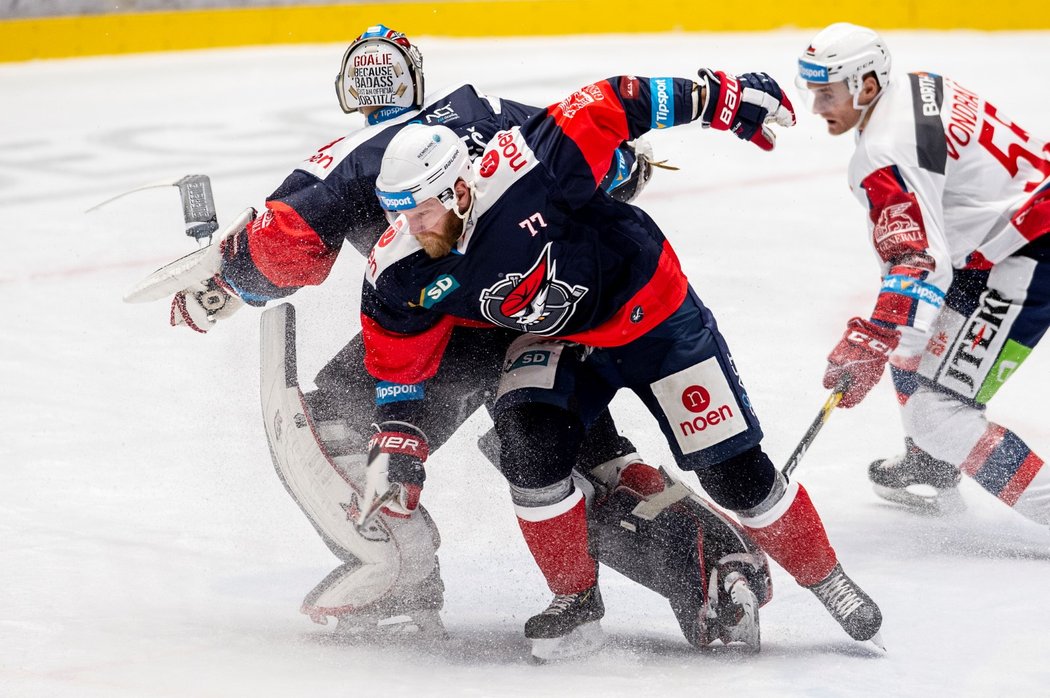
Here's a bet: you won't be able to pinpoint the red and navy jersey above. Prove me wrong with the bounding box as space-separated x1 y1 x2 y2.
219 84 539 303
362 76 698 384
218 84 644 305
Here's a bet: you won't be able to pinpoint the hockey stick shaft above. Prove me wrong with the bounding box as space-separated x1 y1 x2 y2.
782 375 851 479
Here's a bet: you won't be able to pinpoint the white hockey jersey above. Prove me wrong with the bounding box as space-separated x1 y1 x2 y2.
847 72 1050 353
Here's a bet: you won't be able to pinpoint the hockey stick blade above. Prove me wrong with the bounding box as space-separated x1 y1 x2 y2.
87 174 218 242
782 375 851 479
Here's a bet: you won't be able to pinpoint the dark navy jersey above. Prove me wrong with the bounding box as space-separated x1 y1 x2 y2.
362 76 699 384
218 84 641 304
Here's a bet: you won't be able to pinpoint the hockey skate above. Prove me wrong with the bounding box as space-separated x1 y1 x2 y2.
525 585 606 663
698 568 761 652
333 607 446 641
807 563 884 648
869 439 965 516
319 564 448 643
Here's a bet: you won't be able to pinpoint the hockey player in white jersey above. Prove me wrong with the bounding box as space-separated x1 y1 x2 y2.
796 23 1050 523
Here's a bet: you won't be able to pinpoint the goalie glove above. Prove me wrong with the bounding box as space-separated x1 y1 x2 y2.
697 69 796 151
170 273 244 333
357 421 429 528
823 317 901 409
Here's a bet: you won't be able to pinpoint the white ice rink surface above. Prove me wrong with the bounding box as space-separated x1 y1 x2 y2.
3 30 1050 697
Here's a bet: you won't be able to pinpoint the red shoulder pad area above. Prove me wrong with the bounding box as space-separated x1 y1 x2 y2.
546 80 630 187
248 201 337 288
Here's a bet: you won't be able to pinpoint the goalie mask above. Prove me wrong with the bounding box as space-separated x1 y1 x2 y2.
336 24 424 119
795 23 891 110
375 124 475 233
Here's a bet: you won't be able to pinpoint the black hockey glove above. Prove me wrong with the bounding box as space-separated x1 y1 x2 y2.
697 69 796 151
358 421 429 526
606 137 678 204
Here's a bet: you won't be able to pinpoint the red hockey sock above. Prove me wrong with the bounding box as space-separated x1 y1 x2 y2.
743 482 837 587
516 490 596 595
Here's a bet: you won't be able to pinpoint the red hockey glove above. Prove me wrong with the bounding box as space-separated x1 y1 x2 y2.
170 274 244 333
823 318 901 408
358 421 429 525
698 69 796 151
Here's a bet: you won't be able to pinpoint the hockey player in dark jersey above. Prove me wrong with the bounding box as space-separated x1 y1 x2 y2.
163 25 772 650
349 69 886 659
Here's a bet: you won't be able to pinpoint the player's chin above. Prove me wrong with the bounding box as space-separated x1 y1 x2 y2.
824 119 846 135
418 232 453 258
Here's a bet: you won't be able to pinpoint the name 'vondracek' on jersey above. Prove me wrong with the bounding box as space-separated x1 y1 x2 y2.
849 72 1050 340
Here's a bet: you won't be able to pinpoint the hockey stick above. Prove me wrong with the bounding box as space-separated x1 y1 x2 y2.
782 375 852 479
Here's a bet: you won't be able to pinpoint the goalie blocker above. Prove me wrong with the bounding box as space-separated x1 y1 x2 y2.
261 303 770 648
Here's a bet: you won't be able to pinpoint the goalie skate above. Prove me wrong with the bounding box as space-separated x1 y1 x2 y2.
869 440 965 516
698 568 760 652
525 586 606 663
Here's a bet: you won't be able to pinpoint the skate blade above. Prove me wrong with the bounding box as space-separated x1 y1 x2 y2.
335 611 447 642
529 621 605 663
873 484 966 516
863 630 887 653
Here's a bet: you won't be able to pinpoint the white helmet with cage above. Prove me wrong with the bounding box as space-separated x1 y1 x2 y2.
335 24 424 118
796 23 891 108
375 124 475 231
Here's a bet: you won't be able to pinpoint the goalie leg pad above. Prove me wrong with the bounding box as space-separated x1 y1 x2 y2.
261 304 442 623
587 474 771 649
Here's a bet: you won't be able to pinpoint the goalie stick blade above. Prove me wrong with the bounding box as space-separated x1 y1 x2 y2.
122 244 215 304
121 207 254 303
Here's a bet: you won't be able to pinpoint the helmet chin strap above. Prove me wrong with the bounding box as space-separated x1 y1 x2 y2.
452 180 476 224
851 81 885 131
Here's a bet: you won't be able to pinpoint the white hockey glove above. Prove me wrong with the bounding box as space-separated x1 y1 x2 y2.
698 69 796 151
357 421 429 529
170 273 244 333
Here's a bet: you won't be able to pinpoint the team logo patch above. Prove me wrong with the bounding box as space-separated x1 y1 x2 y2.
651 357 747 455
873 200 927 257
479 242 588 335
480 150 499 177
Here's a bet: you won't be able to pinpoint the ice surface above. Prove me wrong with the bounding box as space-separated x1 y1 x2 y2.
2 30 1048 697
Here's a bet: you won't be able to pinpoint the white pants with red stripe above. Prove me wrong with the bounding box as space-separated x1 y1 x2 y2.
904 388 1050 524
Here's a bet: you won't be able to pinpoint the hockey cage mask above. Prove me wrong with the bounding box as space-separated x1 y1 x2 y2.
336 24 425 117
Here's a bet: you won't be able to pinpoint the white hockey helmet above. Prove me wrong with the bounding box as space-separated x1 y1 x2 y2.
375 124 474 230
335 24 424 117
796 23 891 106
